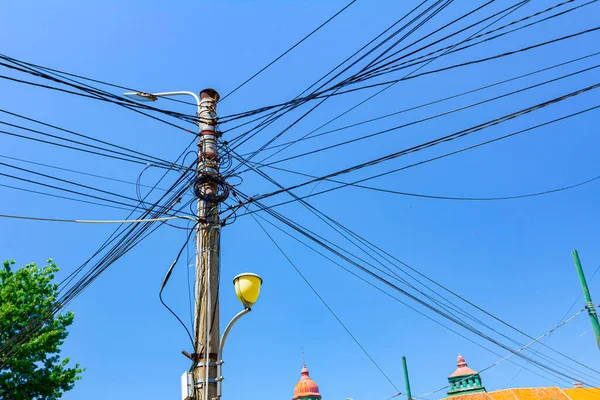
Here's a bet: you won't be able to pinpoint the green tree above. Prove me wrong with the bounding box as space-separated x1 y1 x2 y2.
0 259 83 399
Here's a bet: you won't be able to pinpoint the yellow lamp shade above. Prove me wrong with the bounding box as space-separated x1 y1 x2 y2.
233 273 262 308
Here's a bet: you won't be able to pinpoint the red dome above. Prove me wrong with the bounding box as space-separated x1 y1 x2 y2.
293 365 322 400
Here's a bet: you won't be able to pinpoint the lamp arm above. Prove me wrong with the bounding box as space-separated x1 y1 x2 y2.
150 91 201 106
216 307 251 399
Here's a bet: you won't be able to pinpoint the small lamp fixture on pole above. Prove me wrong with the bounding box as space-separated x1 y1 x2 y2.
233 273 263 308
215 273 263 399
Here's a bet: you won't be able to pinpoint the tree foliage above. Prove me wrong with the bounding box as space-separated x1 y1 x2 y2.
0 259 83 399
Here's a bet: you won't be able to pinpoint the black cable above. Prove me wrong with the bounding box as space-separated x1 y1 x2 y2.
159 223 198 348
0 59 198 132
219 0 522 127
0 108 181 168
0 53 198 107
219 0 358 102
242 62 600 171
242 1 530 170
0 57 199 124
239 193 593 385
248 207 400 391
225 0 450 175
321 25 600 100
0 161 180 211
354 0 596 83
222 0 435 148
0 120 177 168
237 99 600 216
227 147 600 382
249 206 589 386
0 128 172 168
249 50 600 154
0 183 135 212
1 154 189 195
256 163 600 202
245 82 600 205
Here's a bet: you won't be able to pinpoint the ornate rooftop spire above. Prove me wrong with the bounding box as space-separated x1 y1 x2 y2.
293 364 322 400
447 354 486 397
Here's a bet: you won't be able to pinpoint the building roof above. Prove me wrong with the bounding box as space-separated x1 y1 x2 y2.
292 365 322 400
449 355 479 378
561 388 600 400
441 387 599 400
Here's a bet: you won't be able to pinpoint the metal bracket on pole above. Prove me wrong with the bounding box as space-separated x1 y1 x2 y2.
194 362 218 368
196 378 218 385
215 308 251 400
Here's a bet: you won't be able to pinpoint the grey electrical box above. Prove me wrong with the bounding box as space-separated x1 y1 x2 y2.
181 371 194 400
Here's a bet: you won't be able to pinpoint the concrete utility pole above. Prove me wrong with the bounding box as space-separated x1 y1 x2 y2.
194 89 221 400
571 250 600 350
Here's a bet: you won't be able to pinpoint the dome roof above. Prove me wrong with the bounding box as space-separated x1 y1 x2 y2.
293 365 322 400
449 354 479 378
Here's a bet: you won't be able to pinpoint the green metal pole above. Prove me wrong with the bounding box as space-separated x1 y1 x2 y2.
572 250 600 350
402 356 412 400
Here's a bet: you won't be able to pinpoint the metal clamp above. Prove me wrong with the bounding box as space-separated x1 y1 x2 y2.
194 361 217 368
196 378 218 384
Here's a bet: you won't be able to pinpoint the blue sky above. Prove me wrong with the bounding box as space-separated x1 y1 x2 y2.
2 1 600 399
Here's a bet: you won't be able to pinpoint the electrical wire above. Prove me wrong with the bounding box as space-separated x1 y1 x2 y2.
502 263 600 388
247 204 401 392
414 308 587 399
237 191 595 385
219 0 358 102
242 83 600 207
241 62 600 171
253 163 600 202
240 1 530 170
248 50 600 154
227 144 600 383
0 214 197 224
159 224 198 348
0 108 182 169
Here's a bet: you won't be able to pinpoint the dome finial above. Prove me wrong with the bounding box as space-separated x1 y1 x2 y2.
293 362 322 400
302 347 305 367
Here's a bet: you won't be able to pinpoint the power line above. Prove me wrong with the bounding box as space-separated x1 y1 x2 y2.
0 154 189 194
242 1 530 170
243 83 600 206
352 0 594 83
248 205 400 392
238 191 594 385
322 25 600 99
219 0 358 102
0 107 181 168
223 0 445 155
242 62 600 171
0 213 197 224
249 49 600 155
415 307 587 398
503 263 600 388
227 147 600 383
255 163 600 202
0 183 134 213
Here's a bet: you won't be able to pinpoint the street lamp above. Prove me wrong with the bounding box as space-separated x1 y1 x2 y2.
216 273 263 399
123 90 201 109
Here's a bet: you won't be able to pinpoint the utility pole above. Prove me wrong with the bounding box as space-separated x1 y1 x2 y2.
402 356 412 400
194 89 222 400
571 250 600 350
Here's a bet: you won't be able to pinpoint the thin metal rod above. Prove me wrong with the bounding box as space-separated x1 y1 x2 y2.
402 356 412 400
217 308 251 399
572 250 600 350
